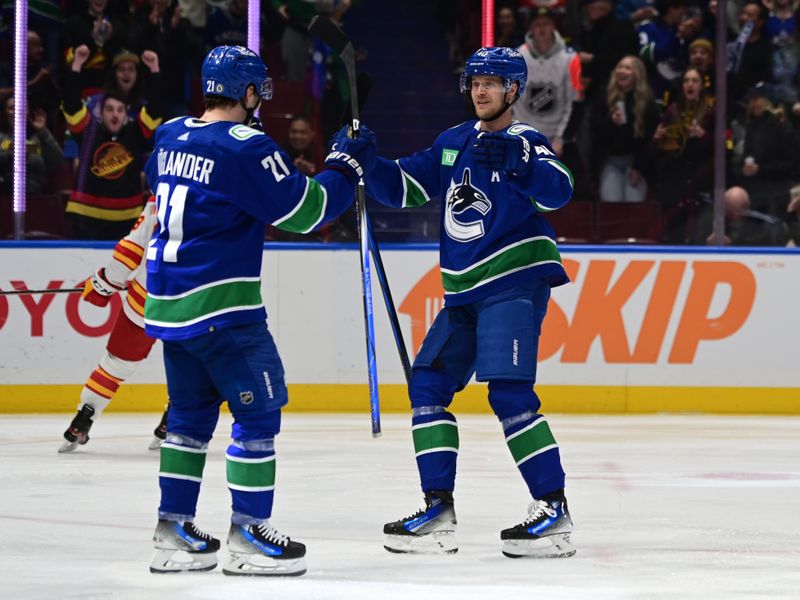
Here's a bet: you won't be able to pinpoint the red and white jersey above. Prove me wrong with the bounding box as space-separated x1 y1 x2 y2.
102 196 157 328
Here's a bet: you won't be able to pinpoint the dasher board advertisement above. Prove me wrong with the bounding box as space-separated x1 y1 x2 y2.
0 244 797 413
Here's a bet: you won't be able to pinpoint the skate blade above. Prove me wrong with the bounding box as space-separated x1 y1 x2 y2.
58 440 78 453
148 436 163 451
149 549 218 573
384 531 458 555
501 533 576 559
223 553 306 577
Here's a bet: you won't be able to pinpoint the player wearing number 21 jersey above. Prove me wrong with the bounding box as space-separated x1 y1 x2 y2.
142 45 376 577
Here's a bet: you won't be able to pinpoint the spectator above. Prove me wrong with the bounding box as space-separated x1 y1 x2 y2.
283 115 322 176
691 185 790 245
637 0 696 103
205 0 249 50
61 45 163 240
731 83 796 216
652 66 715 243
729 1 773 109
513 7 582 157
133 0 204 119
577 0 639 102
495 4 525 48
616 0 658 24
0 31 60 114
765 0 799 106
272 0 349 82
0 97 63 195
593 55 659 202
683 38 716 103
62 0 130 98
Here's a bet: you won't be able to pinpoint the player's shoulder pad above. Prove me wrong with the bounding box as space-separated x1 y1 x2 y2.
437 120 477 142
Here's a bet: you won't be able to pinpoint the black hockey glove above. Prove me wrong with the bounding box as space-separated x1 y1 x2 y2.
325 124 377 181
471 131 532 177
246 115 264 132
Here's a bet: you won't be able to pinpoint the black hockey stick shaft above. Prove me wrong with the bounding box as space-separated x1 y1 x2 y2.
309 15 381 437
0 287 82 296
366 215 413 385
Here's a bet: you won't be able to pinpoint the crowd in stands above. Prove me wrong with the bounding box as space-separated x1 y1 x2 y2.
1 0 798 246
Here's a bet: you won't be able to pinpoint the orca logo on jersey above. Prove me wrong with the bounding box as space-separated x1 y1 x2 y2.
444 168 493 243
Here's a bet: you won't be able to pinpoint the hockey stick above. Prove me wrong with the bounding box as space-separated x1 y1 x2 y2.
0 287 82 296
337 73 412 386
309 15 381 437
366 216 413 385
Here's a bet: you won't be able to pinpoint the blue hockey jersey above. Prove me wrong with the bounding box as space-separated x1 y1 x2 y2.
365 120 573 306
143 117 356 340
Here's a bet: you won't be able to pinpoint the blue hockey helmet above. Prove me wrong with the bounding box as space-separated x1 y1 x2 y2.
201 45 273 102
459 47 527 99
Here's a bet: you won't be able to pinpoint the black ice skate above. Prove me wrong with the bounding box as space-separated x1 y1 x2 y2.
223 522 307 576
383 490 458 554
148 403 170 451
150 519 220 573
501 495 575 558
58 404 96 453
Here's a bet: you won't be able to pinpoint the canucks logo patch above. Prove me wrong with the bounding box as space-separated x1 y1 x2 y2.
444 168 492 242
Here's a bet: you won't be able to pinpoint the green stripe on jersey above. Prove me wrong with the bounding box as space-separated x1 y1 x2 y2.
226 454 276 491
412 420 459 456
401 168 430 208
441 237 562 294
145 279 262 327
541 158 574 189
273 178 327 233
505 419 558 466
160 444 207 481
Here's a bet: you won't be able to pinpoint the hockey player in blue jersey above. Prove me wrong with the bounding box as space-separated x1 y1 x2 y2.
143 45 376 576
366 47 575 559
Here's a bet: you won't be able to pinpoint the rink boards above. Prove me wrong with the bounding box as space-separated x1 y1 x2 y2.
0 243 798 414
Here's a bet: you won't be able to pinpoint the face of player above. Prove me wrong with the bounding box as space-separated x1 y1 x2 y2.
288 119 313 151
470 75 514 120
682 69 702 102
115 61 138 95
102 97 127 134
614 57 636 91
689 46 712 71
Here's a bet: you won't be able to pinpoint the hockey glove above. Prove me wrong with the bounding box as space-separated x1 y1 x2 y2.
246 115 264 132
81 268 125 307
471 131 533 177
325 124 377 181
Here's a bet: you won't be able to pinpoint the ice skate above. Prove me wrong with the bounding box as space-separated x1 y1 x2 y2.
149 519 220 573
501 495 575 558
383 491 458 554
223 521 306 576
58 405 95 453
148 405 170 450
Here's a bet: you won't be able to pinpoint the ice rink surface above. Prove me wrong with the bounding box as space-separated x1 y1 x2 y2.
1 413 798 599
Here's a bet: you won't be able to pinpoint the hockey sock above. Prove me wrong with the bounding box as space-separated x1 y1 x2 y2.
412 407 459 492
503 413 565 498
79 352 140 417
488 381 565 498
158 434 208 521
226 438 276 524
410 369 460 492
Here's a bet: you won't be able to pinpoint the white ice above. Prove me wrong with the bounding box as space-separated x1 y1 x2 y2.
1 414 798 599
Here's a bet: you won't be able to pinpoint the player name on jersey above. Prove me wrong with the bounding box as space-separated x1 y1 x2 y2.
156 148 216 184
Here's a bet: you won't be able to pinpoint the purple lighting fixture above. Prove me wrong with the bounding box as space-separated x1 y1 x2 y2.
13 0 29 239
248 0 260 60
